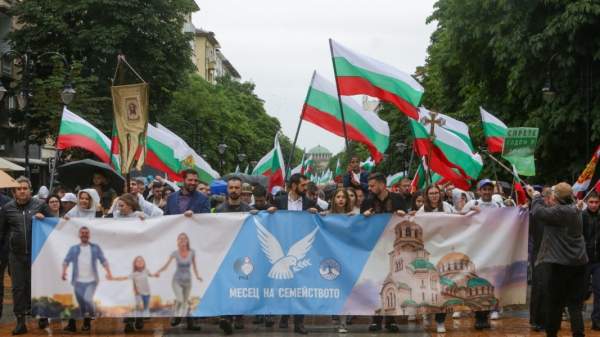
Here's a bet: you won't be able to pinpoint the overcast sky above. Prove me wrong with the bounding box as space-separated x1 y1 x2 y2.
192 0 437 157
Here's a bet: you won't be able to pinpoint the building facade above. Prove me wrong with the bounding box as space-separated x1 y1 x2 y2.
307 145 332 172
192 29 240 84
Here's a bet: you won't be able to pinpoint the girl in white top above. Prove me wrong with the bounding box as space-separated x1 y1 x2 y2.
109 256 157 315
417 185 454 214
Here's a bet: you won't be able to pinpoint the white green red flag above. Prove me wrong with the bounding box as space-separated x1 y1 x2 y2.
409 118 482 190
290 150 306 175
480 107 508 153
419 107 474 151
156 123 220 183
573 145 600 197
330 39 424 120
303 155 315 178
252 132 285 192
360 157 375 172
145 124 183 181
302 72 390 162
56 107 120 171
387 171 407 188
335 158 343 178
410 157 445 192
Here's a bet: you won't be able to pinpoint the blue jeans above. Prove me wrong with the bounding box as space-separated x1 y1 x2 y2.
74 281 98 317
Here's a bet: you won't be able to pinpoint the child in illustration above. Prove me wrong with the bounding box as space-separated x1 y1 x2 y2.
108 256 157 316
155 233 203 321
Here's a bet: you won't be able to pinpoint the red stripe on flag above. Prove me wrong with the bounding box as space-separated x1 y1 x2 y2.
486 137 504 154
336 76 419 120
303 104 384 162
56 134 110 163
413 139 471 190
145 150 181 182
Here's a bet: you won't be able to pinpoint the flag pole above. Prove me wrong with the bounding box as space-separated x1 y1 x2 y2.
482 150 529 185
329 39 350 153
286 71 315 178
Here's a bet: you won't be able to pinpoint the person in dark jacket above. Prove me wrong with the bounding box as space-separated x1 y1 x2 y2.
362 172 406 333
583 191 600 329
528 183 588 337
529 187 552 331
342 156 368 193
0 191 11 321
0 177 53 335
267 173 319 335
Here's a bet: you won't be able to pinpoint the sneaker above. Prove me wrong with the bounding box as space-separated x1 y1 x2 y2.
64 319 77 332
490 311 500 320
452 312 461 319
436 322 446 333
124 322 134 333
368 323 381 331
338 327 348 333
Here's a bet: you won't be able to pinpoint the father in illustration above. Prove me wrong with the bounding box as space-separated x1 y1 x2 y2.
62 226 113 325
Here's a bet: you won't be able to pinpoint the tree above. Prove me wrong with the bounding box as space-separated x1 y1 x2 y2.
420 0 600 183
160 74 301 174
8 0 197 141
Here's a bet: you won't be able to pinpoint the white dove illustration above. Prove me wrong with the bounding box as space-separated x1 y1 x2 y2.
254 217 318 280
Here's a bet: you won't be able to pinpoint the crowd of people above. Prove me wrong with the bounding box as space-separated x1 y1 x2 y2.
0 155 598 337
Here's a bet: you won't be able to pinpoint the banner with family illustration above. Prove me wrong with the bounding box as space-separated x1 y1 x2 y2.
31 209 528 318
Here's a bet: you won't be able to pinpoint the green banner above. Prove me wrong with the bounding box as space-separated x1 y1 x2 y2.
502 127 539 176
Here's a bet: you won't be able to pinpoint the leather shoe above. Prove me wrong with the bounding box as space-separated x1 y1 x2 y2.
38 318 49 329
385 323 400 332
368 323 382 331
219 318 233 335
170 317 182 327
294 325 308 334
12 316 27 335
81 317 91 331
186 318 201 331
64 319 77 332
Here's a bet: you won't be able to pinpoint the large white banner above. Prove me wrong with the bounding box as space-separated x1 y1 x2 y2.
32 209 528 318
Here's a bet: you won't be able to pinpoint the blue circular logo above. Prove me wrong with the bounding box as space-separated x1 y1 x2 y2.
319 258 341 280
233 256 254 279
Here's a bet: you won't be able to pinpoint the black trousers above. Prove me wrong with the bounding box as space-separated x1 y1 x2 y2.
0 252 9 316
280 315 304 326
530 263 550 327
9 253 30 316
543 263 585 337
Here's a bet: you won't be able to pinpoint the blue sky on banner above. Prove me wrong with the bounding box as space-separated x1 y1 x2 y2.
192 0 437 154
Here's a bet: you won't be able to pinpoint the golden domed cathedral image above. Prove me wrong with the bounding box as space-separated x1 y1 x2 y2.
377 220 497 316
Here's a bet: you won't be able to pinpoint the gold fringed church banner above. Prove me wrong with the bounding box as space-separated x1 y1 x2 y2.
111 82 149 174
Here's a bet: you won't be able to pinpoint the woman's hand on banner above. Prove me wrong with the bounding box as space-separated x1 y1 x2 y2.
267 207 277 213
363 208 373 217
184 210 194 218
395 210 406 217
307 208 318 214
197 275 203 282
35 213 45 220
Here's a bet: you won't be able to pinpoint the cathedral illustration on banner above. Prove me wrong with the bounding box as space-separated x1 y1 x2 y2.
376 220 497 316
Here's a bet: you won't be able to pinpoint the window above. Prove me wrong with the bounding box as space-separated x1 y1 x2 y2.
395 258 404 272
405 227 411 237
421 279 425 289
422 292 425 302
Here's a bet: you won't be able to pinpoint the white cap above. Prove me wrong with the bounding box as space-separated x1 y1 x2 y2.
61 193 77 203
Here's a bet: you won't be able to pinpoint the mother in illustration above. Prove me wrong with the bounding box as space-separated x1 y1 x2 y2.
155 233 203 322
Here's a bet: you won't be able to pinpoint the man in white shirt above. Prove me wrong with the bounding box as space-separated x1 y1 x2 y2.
462 179 504 213
62 227 113 331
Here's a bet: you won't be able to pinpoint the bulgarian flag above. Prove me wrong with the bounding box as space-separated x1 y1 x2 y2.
360 157 375 172
573 145 600 197
387 171 406 188
419 107 474 151
512 165 528 206
156 123 220 183
334 158 343 178
252 132 285 192
146 124 183 181
330 39 424 120
409 119 482 190
410 158 446 192
303 155 314 178
480 107 508 153
302 72 390 162
290 150 306 175
57 107 120 171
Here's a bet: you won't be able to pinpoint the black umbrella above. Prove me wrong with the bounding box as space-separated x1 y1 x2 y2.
57 159 125 193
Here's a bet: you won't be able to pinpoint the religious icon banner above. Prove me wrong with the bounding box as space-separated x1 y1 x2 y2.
111 83 149 174
32 209 528 318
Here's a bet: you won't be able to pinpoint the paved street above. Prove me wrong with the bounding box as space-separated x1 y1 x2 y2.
0 312 598 337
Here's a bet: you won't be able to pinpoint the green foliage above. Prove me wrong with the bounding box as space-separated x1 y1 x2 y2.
421 0 600 183
8 0 197 140
160 74 300 174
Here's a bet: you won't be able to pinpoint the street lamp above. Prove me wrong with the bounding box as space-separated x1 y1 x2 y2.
0 50 75 179
237 153 246 164
217 143 228 172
